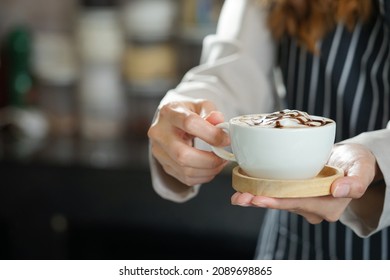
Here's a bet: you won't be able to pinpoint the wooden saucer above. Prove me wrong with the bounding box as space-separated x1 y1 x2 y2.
232 165 344 198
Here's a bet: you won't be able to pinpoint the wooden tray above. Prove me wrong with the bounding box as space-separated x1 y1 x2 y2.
232 165 344 198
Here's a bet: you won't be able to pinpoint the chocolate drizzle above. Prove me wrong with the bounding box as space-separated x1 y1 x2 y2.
241 109 333 128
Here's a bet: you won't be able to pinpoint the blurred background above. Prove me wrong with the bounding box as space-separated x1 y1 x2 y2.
0 0 264 260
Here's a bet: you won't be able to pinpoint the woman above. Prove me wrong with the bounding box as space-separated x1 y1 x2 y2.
148 0 390 259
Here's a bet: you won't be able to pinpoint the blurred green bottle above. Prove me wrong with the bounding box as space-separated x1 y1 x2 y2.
2 26 34 108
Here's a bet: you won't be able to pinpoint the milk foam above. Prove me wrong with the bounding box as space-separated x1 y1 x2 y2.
235 109 332 128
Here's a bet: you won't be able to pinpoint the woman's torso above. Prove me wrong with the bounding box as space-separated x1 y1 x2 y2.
256 0 390 259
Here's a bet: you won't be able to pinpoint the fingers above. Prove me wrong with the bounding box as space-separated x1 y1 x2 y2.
151 141 228 186
204 111 225 125
154 139 226 169
148 100 231 186
159 103 229 147
253 195 349 222
231 192 350 224
231 192 255 206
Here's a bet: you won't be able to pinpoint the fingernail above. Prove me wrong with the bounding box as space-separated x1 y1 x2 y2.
333 183 350 198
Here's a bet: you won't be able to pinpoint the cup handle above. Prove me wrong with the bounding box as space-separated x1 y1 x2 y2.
210 122 237 162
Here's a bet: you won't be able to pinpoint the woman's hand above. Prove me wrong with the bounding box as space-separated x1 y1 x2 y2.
231 143 381 224
148 100 229 186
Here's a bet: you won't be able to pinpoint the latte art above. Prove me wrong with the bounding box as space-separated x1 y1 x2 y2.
237 109 333 128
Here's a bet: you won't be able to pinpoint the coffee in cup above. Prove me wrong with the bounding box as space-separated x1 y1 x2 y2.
211 109 336 180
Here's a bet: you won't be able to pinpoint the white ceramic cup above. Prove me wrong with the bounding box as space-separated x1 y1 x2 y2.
211 114 336 180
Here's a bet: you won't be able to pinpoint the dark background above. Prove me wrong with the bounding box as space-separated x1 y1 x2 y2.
0 160 264 260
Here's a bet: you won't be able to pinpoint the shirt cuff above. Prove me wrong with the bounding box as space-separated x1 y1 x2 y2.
339 128 390 236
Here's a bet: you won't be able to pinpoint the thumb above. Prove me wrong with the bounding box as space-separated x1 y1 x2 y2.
328 143 377 199
331 165 374 199
204 111 230 147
